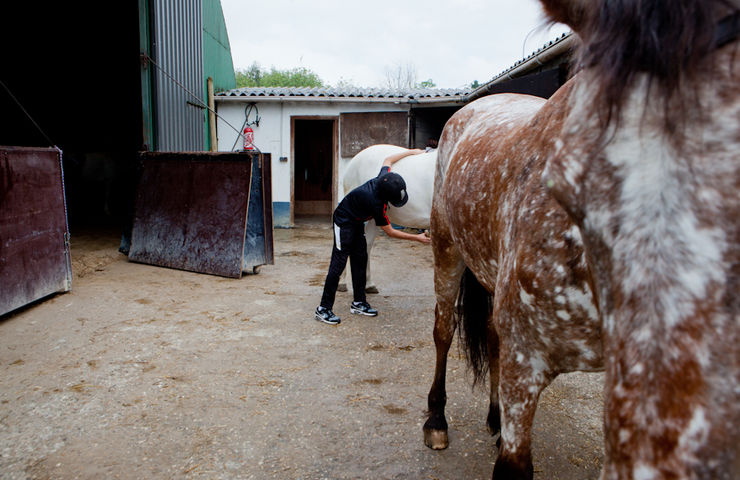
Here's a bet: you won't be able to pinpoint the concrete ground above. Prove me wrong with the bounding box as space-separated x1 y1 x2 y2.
0 217 604 479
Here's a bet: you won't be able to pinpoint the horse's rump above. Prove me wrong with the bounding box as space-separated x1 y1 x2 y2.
436 91 602 373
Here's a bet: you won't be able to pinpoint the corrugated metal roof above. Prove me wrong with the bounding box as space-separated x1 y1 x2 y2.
464 32 575 103
217 86 470 99
490 32 574 82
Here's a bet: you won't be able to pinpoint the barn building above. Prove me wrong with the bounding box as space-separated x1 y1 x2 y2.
215 87 469 227
214 32 575 228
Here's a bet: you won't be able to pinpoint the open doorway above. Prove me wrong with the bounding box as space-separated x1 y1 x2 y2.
292 118 336 221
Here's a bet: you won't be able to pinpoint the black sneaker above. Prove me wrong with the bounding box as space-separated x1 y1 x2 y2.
350 301 378 316
315 306 341 325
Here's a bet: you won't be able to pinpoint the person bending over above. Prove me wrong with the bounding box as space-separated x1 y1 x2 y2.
315 149 431 325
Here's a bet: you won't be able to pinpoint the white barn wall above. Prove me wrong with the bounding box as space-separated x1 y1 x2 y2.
215 99 411 227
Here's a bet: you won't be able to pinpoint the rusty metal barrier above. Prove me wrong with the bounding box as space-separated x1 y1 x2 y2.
128 152 273 278
1 146 72 316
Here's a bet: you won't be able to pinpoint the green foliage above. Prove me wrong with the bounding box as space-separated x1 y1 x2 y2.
236 62 324 88
470 80 481 89
417 78 436 88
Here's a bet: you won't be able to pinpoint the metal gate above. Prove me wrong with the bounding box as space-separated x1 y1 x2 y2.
128 151 273 278
1 147 72 316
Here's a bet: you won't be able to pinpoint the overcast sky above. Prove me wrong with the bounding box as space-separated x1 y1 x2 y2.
219 0 570 89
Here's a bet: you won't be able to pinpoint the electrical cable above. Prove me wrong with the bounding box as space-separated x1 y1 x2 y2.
0 79 57 148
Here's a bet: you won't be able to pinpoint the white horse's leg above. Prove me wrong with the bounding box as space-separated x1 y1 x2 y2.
364 221 378 294
338 270 348 292
338 222 379 293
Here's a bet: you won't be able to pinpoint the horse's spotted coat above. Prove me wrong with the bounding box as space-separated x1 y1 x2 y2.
424 91 603 477
540 1 739 478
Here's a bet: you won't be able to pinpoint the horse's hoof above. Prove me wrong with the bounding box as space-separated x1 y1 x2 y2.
365 286 379 294
337 283 347 292
423 428 449 450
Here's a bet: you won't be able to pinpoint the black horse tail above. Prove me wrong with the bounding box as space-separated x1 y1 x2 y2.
456 267 493 385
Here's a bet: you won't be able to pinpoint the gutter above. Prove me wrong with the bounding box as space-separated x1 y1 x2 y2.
214 95 466 105
463 32 577 104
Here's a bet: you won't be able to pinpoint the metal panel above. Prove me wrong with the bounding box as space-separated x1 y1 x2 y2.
242 153 274 273
151 0 204 151
1 147 71 316
340 112 409 157
129 152 259 278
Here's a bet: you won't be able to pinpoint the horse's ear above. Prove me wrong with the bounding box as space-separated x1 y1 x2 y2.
538 0 588 33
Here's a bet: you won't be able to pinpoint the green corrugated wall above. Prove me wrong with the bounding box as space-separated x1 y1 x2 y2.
203 0 236 149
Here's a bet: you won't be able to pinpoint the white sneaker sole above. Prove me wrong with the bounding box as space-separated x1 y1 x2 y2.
350 307 378 317
315 313 340 325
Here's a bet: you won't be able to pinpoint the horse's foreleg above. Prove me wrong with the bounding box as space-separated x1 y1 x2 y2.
492 344 551 480
364 222 378 293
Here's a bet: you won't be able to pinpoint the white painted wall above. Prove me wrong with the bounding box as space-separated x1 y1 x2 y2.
215 99 411 204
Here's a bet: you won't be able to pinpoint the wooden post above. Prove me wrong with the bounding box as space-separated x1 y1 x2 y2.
207 77 217 152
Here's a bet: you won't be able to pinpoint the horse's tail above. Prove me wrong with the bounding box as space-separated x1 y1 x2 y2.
456 267 493 385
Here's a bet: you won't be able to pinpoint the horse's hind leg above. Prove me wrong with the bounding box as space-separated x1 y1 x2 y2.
486 327 501 438
492 339 551 480
423 235 464 450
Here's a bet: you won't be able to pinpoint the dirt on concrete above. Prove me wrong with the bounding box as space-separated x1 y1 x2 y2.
0 217 604 480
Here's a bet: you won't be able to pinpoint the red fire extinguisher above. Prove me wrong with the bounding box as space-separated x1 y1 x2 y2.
243 126 255 151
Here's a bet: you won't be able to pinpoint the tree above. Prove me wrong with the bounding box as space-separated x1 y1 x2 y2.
235 62 324 88
383 62 438 89
470 80 481 89
383 62 418 89
332 77 358 89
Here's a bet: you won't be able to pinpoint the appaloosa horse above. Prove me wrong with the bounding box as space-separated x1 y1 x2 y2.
540 0 739 478
338 144 435 293
424 0 739 478
424 90 602 478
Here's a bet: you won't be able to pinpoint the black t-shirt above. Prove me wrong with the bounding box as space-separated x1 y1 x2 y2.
333 166 390 227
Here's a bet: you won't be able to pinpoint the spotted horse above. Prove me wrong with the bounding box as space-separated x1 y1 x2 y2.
423 89 602 479
542 0 740 478
423 0 740 478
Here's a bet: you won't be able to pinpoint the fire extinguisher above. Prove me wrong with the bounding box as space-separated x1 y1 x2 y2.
243 126 255 151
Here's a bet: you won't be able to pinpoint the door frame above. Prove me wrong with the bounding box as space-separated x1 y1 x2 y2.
290 116 339 225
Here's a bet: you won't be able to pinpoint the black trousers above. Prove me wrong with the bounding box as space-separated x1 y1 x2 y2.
320 222 368 309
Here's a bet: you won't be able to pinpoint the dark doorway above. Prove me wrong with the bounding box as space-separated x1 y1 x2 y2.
411 106 461 149
293 119 335 217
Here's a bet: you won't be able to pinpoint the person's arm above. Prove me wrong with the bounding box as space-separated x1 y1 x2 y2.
382 148 424 168
380 224 431 244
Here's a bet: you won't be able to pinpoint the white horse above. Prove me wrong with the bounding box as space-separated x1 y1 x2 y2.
337 144 435 293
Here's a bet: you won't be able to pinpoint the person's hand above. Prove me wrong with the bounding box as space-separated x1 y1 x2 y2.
417 232 431 244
